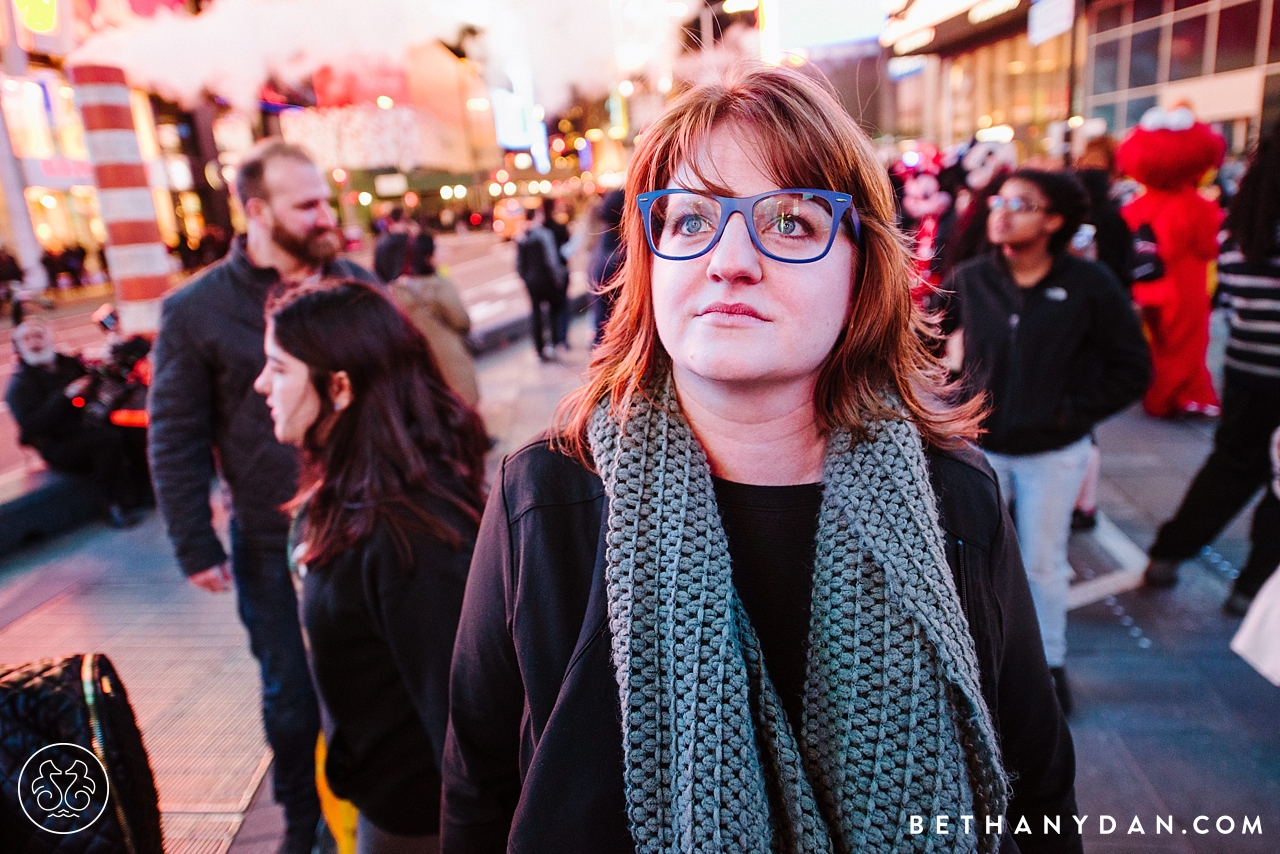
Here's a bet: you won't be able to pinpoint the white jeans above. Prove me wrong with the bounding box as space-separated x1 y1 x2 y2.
984 436 1093 668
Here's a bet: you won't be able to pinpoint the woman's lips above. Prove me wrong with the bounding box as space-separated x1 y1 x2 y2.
697 302 765 320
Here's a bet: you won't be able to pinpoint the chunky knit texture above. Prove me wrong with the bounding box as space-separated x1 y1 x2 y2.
586 377 1008 853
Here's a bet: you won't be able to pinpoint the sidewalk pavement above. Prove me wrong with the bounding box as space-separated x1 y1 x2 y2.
1 312 1277 853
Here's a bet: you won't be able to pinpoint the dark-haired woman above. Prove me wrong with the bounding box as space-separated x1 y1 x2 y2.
943 169 1151 713
1144 118 1280 615
253 281 487 854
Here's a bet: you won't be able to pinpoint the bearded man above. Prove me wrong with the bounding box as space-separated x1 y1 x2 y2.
147 139 377 854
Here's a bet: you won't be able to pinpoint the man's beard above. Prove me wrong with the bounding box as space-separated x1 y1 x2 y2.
19 345 55 367
271 221 341 268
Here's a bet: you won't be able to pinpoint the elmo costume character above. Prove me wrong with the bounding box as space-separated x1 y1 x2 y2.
1117 106 1225 417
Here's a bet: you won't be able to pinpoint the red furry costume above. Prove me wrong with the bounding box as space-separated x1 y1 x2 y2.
1117 107 1225 417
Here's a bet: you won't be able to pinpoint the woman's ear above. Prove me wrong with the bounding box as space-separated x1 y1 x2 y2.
329 371 353 412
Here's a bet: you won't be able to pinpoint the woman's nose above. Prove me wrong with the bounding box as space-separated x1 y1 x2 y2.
705 212 762 284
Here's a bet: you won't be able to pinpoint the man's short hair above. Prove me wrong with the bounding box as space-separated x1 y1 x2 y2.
389 207 405 223
235 139 317 206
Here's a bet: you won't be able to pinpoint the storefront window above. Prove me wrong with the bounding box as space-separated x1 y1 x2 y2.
1129 27 1161 88
1126 95 1158 127
1133 0 1163 22
1097 5 1123 31
1091 102 1118 131
1272 2 1280 63
1216 1 1260 73
1174 0 1205 8
1170 16 1207 80
3 79 55 159
1094 39 1121 94
50 82 88 160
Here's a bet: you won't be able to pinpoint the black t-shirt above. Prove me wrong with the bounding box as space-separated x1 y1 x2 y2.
712 477 823 730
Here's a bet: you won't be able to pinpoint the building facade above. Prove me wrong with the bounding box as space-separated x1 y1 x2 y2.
882 0 1079 161
1085 0 1280 152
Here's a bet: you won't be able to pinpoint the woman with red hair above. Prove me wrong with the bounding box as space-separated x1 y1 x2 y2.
443 66 1078 854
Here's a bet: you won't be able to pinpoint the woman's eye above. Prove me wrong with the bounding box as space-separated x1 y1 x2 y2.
674 215 710 235
769 214 811 237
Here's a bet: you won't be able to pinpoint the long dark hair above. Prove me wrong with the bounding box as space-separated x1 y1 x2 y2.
269 280 487 567
1225 118 1280 266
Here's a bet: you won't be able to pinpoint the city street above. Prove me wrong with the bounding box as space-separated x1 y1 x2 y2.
1 310 1277 853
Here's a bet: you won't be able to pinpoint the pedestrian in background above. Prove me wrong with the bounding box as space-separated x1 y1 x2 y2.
444 65 1079 854
148 139 379 854
1144 118 1280 615
374 207 411 283
543 197 574 347
515 205 568 360
390 230 479 407
944 169 1151 714
586 188 625 345
256 281 486 854
1074 137 1134 290
0 244 26 324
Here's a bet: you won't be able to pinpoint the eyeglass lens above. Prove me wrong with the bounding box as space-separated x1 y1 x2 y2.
988 196 1038 213
648 191 837 261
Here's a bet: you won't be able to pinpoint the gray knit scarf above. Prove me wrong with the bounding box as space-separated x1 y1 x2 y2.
586 376 1008 854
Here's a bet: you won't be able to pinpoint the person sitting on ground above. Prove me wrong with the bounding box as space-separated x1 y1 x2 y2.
5 322 147 527
390 229 480 407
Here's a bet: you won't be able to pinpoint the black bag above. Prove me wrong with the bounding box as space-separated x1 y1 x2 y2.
1130 223 1165 283
0 654 163 853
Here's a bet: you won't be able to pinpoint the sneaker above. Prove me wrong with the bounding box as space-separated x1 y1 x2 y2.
1049 666 1073 716
1070 508 1097 531
1223 591 1254 618
1143 558 1180 588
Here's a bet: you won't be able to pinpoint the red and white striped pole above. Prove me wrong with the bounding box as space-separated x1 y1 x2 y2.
68 65 172 336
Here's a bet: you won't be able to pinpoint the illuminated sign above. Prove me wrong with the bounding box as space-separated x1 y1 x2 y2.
893 27 936 54
968 0 1020 25
15 0 58 34
887 55 928 79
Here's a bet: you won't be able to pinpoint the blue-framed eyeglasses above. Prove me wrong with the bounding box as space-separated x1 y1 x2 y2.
636 188 860 264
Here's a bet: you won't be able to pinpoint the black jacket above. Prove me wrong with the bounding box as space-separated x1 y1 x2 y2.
147 236 377 575
944 252 1151 456
302 497 474 836
442 438 1081 854
5 354 88 453
1077 169 1134 289
374 230 410 283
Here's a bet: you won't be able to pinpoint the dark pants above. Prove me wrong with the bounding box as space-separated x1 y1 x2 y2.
42 423 145 505
527 285 566 353
230 522 322 851
1149 375 1280 598
356 814 438 854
